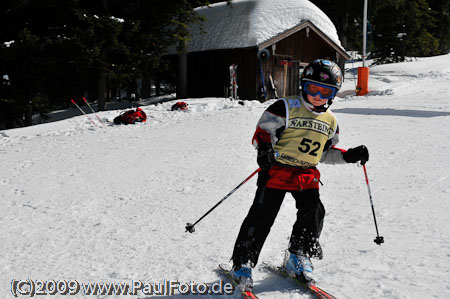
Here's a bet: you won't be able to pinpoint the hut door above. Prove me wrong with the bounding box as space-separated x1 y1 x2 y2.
277 60 294 97
275 59 293 97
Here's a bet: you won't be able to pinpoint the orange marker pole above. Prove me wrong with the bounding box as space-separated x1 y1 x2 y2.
357 66 370 96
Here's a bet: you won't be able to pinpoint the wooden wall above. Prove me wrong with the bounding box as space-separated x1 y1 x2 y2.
186 48 257 100
259 28 345 100
182 27 346 101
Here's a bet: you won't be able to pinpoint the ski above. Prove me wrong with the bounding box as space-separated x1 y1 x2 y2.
70 99 99 128
218 264 258 299
229 64 238 100
258 61 267 100
269 74 278 98
82 97 106 128
261 262 337 299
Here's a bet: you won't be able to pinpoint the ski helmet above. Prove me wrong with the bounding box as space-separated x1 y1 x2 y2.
301 59 343 109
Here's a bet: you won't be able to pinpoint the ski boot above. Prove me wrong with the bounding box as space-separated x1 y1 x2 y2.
283 250 315 282
231 263 253 291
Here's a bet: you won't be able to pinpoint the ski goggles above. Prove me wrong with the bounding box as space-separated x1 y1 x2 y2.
303 81 337 100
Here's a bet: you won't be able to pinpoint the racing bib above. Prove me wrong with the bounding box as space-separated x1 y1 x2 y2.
274 97 337 168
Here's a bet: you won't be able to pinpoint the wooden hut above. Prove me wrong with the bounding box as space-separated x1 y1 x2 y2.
175 0 351 100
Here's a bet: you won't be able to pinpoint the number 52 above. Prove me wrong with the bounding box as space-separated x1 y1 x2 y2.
298 138 321 156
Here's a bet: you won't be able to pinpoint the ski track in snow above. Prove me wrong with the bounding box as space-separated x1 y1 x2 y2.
2 54 450 298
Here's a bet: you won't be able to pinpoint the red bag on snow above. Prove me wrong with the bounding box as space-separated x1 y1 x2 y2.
171 101 188 111
113 107 147 125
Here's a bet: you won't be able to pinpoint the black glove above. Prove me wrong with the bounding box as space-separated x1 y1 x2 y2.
257 143 275 170
343 145 369 165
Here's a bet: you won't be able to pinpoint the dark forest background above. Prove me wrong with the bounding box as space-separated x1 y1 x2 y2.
1 0 449 129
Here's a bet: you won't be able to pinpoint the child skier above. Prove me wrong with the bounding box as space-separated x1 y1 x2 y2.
231 59 369 289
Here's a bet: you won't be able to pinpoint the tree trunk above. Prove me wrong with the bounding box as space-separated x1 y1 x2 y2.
341 12 349 49
98 70 107 111
142 76 151 98
156 74 161 96
177 40 187 99
127 80 137 99
24 101 33 127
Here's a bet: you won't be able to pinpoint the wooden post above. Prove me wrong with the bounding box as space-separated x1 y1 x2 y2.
177 41 187 99
283 60 288 97
98 70 107 111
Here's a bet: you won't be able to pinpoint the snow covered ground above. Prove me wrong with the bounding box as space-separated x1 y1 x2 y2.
1 54 450 299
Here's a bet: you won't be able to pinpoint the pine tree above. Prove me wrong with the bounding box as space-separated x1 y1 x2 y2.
428 0 450 53
0 0 76 127
403 0 439 57
309 0 364 51
0 0 227 128
371 0 439 64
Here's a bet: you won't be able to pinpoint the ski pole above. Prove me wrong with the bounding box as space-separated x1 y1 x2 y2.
82 97 106 128
71 99 98 128
185 168 261 233
362 164 384 245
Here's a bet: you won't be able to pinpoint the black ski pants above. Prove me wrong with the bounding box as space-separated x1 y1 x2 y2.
231 186 325 268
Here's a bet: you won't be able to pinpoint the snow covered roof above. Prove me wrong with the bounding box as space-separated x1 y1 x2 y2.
187 0 344 53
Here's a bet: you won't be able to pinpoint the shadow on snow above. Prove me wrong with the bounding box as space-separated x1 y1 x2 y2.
333 107 450 118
